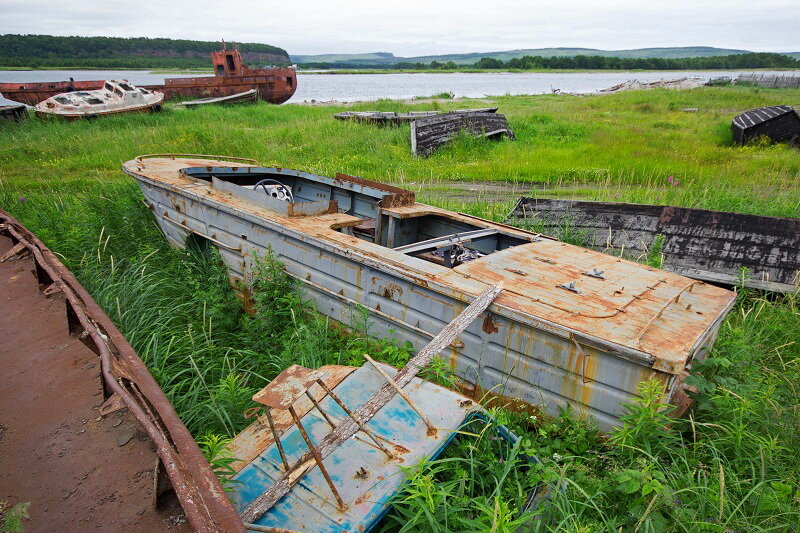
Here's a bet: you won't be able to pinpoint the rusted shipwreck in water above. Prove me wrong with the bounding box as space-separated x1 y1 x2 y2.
124 155 735 430
0 45 296 106
507 198 800 293
0 209 245 532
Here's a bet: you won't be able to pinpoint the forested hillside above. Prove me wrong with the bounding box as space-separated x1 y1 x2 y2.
293 46 800 68
0 34 291 68
299 52 800 70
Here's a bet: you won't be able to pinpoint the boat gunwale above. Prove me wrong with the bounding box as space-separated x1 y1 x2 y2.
0 208 245 532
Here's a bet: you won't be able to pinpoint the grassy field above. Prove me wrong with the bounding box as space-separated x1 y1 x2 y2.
1 87 799 532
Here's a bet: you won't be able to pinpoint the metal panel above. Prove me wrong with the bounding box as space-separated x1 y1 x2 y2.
232 363 482 532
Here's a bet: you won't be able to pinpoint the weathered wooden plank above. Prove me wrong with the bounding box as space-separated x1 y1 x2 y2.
239 284 503 523
411 111 515 156
507 198 800 292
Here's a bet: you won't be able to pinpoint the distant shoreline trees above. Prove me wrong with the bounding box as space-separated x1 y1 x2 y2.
0 34 291 68
300 52 799 71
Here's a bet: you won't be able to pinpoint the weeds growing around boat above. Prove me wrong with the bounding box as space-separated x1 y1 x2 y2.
1 87 799 531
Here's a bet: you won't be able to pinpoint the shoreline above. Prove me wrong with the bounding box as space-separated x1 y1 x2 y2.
2 66 799 75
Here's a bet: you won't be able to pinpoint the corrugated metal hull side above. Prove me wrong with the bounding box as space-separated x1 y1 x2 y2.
131 176 731 430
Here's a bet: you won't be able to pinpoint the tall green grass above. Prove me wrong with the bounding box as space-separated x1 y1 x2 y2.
2 87 799 216
2 88 799 530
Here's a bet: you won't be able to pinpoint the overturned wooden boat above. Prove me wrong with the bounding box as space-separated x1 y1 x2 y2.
124 155 736 430
411 111 515 156
34 80 163 120
0 209 245 532
0 92 29 121
180 88 259 108
0 103 28 121
0 44 296 105
731 105 800 145
507 198 800 293
334 107 498 125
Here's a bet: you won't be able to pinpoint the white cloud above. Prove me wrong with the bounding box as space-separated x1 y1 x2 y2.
2 0 798 55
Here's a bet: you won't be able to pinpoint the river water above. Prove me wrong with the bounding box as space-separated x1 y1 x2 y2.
1 69 795 103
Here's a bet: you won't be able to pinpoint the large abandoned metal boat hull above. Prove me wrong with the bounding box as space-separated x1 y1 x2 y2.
0 209 245 532
124 155 735 431
507 197 800 293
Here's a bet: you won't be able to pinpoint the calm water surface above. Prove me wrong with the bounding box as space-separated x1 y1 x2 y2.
1 69 796 103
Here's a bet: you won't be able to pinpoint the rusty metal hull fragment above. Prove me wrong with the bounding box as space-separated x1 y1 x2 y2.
123 155 736 431
507 197 800 293
0 209 246 532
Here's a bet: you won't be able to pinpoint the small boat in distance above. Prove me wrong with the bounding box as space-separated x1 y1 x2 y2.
35 80 163 120
180 88 259 108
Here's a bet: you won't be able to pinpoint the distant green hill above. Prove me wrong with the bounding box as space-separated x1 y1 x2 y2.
292 46 798 67
0 34 291 69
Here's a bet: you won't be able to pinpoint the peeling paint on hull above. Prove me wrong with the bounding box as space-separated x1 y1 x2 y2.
124 155 736 431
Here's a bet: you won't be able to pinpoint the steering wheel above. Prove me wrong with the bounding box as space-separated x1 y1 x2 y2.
253 179 294 202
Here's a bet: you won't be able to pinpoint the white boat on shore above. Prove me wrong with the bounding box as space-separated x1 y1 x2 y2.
35 80 163 120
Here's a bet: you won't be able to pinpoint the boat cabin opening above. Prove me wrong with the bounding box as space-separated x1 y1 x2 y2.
211 48 245 76
180 165 531 267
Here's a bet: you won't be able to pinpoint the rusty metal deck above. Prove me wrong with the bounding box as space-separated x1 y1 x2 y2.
0 210 246 532
123 156 736 430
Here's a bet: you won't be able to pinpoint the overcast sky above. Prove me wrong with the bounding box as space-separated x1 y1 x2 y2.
2 0 799 56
